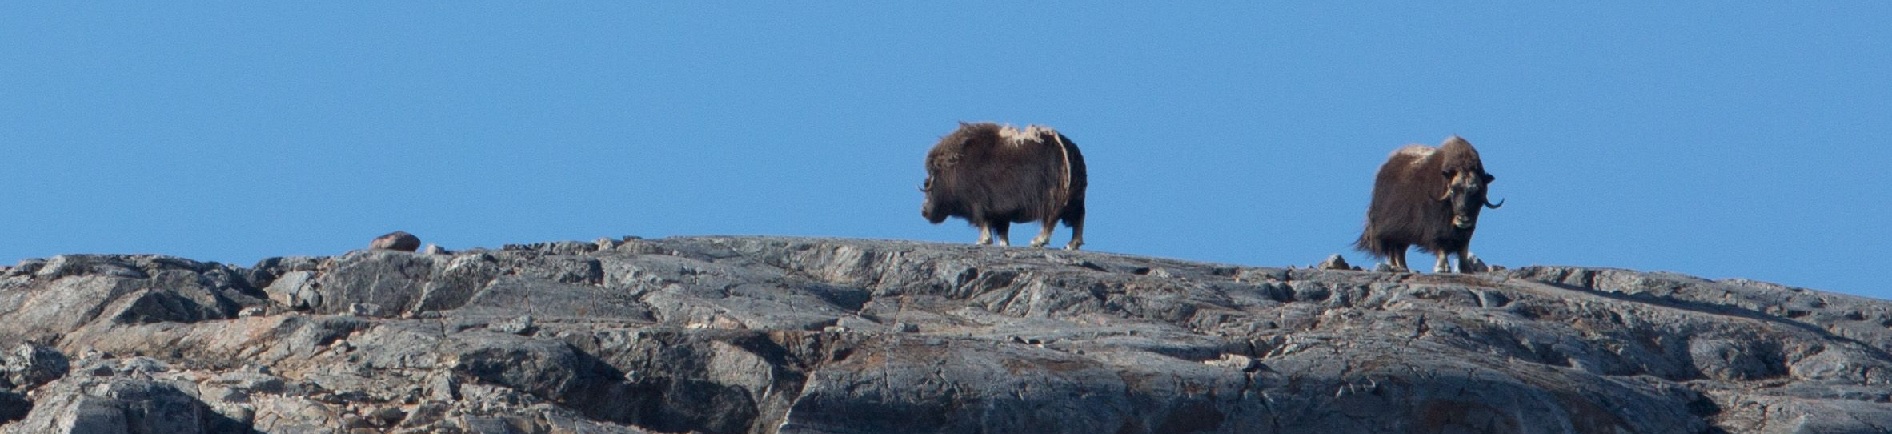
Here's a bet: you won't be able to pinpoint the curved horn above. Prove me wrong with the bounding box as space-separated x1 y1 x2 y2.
1439 189 1453 201
1484 198 1506 209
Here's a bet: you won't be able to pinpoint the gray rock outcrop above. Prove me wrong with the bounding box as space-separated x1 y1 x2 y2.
2 344 69 392
2 236 1889 433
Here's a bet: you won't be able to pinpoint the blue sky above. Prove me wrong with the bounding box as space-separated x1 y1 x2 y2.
4 3 1888 298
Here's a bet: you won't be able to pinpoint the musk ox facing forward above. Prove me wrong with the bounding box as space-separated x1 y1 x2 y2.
921 123 1088 250
1355 136 1504 273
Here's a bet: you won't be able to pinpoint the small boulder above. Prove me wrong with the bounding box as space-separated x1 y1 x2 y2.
491 315 537 335
370 231 422 252
1317 255 1352 271
1463 256 1494 273
0 390 28 424
3 344 70 390
348 303 384 317
264 270 320 310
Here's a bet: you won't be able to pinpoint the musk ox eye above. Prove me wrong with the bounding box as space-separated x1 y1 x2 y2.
1441 170 1454 179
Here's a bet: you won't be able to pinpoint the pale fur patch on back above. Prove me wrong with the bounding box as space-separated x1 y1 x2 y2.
1393 145 1435 158
1395 145 1436 168
994 124 1075 207
999 124 1054 147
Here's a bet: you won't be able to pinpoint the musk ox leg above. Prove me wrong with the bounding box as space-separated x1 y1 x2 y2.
991 221 1011 247
1030 219 1056 249
1064 217 1084 251
1380 243 1409 272
977 225 994 245
1457 251 1488 273
1433 251 1454 274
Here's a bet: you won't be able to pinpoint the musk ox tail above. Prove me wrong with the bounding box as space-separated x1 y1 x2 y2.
1029 124 1089 223
1354 228 1384 259
1044 127 1087 227
1053 130 1073 203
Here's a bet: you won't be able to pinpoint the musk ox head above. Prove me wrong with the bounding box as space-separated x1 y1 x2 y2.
920 176 948 223
920 141 969 224
1434 136 1504 231
1440 168 1502 230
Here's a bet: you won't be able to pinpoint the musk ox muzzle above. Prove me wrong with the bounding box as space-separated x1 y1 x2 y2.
920 179 949 223
1451 214 1476 230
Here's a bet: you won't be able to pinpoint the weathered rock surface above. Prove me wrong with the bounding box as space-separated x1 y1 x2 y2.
2 236 1889 433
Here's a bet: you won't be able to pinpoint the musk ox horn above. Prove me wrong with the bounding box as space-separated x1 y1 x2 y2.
1484 198 1505 209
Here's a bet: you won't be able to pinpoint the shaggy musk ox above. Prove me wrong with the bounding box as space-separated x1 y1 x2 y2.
921 122 1088 250
1355 136 1504 273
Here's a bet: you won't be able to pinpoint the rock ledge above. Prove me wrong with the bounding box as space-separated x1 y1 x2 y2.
2 236 1889 433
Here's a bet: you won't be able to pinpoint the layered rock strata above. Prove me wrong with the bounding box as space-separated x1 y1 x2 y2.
1 236 1887 433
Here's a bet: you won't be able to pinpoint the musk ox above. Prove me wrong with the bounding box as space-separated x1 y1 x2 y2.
921 122 1088 250
1355 136 1504 273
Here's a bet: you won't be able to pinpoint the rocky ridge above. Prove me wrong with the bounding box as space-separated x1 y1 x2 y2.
1 236 1889 433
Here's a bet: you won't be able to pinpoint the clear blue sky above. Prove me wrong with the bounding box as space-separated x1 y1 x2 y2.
4 3 1888 298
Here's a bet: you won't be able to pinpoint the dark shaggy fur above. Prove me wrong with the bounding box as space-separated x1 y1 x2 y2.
1355 136 1502 273
921 123 1088 250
